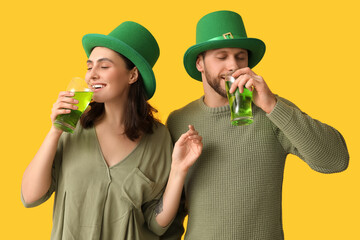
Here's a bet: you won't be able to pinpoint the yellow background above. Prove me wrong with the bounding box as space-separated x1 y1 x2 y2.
1 0 359 239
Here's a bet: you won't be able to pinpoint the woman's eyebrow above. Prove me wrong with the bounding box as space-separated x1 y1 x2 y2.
87 58 114 64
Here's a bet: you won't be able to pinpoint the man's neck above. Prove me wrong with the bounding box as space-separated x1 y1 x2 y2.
202 78 229 108
202 89 229 108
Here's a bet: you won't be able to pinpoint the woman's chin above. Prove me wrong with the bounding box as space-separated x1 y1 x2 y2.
92 96 104 103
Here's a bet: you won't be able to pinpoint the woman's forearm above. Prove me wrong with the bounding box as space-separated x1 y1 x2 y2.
21 126 62 204
155 166 187 227
155 125 202 227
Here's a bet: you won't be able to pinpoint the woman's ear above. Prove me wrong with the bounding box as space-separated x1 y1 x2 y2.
129 67 139 84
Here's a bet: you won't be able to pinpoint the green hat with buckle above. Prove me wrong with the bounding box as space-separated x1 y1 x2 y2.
82 21 159 99
183 10 266 81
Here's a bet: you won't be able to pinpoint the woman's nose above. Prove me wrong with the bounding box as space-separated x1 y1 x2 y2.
88 67 99 80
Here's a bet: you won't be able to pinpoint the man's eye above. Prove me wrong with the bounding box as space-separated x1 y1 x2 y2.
101 66 110 69
87 67 92 70
217 56 226 60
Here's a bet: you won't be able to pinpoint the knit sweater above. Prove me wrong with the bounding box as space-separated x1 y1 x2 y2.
162 96 349 240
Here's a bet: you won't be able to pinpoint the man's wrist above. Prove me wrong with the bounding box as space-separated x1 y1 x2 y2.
263 96 277 114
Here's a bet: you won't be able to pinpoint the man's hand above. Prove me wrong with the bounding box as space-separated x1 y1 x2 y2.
229 67 277 114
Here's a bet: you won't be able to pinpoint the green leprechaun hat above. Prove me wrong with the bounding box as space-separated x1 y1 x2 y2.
82 21 159 99
184 10 266 81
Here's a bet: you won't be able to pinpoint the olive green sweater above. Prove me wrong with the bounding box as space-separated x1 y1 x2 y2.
162 96 349 240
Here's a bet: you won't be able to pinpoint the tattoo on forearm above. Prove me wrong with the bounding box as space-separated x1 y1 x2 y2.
155 197 164 216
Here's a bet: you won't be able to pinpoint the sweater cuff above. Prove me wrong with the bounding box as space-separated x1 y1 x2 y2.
266 97 294 128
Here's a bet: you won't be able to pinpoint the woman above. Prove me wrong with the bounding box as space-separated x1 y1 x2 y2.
21 21 202 239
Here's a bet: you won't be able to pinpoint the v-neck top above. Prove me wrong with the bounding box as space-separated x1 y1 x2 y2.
22 123 173 240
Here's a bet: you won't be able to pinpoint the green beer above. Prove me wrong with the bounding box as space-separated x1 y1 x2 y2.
225 79 253 126
54 91 93 133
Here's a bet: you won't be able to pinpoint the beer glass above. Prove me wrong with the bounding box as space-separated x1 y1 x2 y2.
53 77 93 133
225 72 253 126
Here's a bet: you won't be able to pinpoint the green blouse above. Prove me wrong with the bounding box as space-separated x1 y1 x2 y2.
22 123 173 240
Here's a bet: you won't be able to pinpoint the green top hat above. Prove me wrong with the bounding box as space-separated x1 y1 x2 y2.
82 21 160 99
184 10 266 81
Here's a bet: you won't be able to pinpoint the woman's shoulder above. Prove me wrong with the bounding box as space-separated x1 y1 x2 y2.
147 122 171 141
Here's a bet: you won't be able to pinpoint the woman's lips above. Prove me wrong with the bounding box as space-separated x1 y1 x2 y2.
91 83 107 92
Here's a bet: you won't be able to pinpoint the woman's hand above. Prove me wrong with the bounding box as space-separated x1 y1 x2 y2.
172 125 203 174
49 91 79 133
50 91 79 131
50 91 79 123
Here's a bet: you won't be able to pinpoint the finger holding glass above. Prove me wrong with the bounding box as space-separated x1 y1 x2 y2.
230 68 277 114
50 91 79 122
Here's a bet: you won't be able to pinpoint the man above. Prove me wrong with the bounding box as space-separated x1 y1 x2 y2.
162 10 349 239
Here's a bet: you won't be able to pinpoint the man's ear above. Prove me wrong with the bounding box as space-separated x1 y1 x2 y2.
196 55 205 73
129 67 139 84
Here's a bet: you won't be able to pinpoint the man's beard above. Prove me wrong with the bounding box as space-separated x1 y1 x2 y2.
204 68 227 98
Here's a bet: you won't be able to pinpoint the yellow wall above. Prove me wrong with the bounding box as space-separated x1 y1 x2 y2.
1 0 359 239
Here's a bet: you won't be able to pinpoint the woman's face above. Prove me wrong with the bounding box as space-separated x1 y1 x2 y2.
85 47 137 103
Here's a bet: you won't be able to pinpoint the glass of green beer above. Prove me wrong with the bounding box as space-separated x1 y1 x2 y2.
225 72 253 126
53 77 93 133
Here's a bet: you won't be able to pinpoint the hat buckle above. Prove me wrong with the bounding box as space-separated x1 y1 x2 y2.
223 32 234 39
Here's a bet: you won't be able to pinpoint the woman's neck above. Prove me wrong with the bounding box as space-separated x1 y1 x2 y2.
98 99 127 134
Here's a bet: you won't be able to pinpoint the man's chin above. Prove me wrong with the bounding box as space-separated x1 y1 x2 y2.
215 89 227 98
217 79 227 97
205 74 228 98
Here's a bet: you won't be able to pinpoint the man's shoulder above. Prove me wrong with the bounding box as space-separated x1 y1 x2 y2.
168 97 202 120
166 97 203 137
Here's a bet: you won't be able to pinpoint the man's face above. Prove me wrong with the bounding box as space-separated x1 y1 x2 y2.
197 48 248 98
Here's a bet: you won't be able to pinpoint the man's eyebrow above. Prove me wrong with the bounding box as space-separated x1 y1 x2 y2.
87 58 114 64
214 50 228 54
236 51 247 55
214 50 247 55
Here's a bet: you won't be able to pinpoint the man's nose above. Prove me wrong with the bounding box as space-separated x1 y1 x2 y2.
226 56 240 72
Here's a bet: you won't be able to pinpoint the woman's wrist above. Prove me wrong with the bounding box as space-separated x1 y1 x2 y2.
49 125 63 138
170 164 188 180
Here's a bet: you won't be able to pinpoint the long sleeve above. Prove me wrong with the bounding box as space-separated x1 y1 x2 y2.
267 96 349 173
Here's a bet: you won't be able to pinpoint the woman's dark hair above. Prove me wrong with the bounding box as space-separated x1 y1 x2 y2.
80 52 159 141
